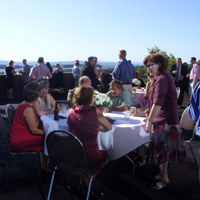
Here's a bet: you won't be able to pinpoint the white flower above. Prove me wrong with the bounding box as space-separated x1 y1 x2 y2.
132 78 141 86
93 90 112 109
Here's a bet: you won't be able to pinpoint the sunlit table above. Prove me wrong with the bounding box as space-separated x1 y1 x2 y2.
41 111 151 160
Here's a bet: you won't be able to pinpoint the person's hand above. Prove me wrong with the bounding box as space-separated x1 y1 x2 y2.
186 74 190 78
145 118 152 133
144 108 149 117
173 70 177 74
98 65 102 69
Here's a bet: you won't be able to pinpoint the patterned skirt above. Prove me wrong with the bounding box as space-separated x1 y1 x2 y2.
149 124 187 165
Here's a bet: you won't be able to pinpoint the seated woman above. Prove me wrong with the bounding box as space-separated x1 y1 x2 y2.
33 77 60 116
68 85 112 168
9 82 44 151
99 73 113 93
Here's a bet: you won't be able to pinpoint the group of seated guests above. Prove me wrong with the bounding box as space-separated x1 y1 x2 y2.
9 73 135 170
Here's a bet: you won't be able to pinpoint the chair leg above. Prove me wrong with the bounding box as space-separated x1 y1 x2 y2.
86 176 93 200
1 154 15 184
188 142 197 164
47 170 56 200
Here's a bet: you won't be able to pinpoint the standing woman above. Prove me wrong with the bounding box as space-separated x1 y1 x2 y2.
143 54 186 190
53 63 64 93
5 60 15 99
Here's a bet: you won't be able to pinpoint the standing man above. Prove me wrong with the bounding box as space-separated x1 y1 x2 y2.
18 59 31 86
188 57 200 94
170 58 188 108
112 49 136 94
80 56 100 90
72 60 80 87
29 57 52 81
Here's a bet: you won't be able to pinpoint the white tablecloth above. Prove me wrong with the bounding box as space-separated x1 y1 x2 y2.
41 111 151 160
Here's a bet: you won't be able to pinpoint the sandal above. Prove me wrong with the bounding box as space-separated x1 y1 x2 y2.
150 180 170 190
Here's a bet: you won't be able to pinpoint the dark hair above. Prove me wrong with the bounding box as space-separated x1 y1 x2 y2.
8 60 14 66
37 57 44 63
143 54 168 72
88 56 94 62
101 73 112 84
73 86 94 106
109 79 123 89
23 82 41 102
191 57 196 62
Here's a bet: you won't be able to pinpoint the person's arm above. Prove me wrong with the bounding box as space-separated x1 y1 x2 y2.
66 89 74 108
112 62 121 79
22 65 30 75
96 108 112 131
33 99 54 116
29 67 35 80
93 66 99 78
108 105 129 112
145 104 161 133
23 107 44 135
49 94 61 111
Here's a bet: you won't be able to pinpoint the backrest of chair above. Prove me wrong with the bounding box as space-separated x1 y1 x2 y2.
0 114 11 153
46 130 88 173
5 104 16 127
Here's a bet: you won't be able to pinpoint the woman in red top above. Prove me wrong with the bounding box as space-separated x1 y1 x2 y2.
143 54 186 190
68 85 112 168
9 82 44 151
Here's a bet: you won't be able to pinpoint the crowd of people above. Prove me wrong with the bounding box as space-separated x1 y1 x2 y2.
6 49 200 191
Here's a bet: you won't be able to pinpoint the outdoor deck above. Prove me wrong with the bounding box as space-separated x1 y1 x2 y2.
0 96 200 200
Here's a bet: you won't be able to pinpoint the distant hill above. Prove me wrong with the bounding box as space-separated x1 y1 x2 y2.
0 60 143 67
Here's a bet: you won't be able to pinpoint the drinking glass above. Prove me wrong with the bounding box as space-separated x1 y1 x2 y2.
124 110 130 120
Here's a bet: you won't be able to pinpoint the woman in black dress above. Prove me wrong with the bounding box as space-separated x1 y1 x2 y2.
5 60 15 99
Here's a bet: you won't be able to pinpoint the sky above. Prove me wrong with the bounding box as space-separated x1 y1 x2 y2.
0 0 200 64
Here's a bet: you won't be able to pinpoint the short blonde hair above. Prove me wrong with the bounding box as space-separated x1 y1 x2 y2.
119 50 126 58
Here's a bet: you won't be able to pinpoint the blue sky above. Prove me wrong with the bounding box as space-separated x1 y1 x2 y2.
0 0 200 64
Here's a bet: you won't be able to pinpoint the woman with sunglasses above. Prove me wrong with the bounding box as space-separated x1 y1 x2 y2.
143 54 186 190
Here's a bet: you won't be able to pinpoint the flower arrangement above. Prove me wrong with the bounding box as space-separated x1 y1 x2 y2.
132 78 141 86
93 90 112 109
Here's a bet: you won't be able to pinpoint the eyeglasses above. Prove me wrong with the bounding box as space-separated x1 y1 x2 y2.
147 63 156 68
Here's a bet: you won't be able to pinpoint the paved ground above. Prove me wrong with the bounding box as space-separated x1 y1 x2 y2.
0 95 200 200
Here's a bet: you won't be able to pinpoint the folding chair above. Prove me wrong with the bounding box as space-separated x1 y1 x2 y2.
180 107 197 164
5 104 16 128
0 114 42 184
46 130 104 200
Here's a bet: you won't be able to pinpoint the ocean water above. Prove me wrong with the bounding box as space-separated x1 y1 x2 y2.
0 65 116 74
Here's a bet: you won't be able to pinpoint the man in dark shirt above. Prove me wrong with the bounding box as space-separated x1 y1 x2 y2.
170 57 188 107
80 56 100 90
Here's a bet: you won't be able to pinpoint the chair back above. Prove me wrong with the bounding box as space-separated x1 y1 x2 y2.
46 130 88 175
5 104 16 127
0 114 11 153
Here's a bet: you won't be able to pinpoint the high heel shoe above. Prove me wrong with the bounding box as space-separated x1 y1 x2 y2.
150 180 170 190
